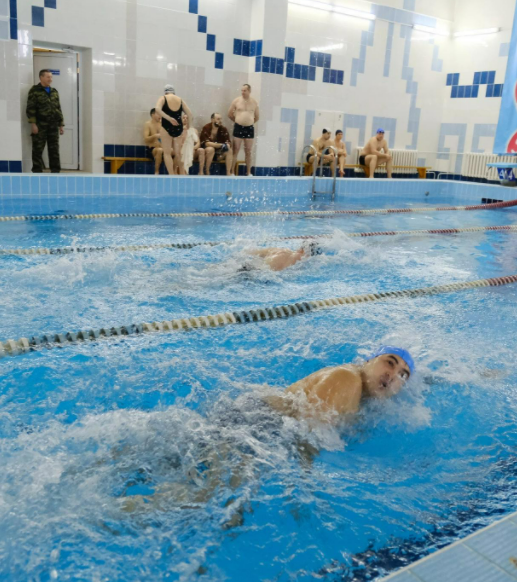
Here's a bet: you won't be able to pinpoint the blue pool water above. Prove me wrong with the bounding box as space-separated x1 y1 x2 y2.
1 183 517 581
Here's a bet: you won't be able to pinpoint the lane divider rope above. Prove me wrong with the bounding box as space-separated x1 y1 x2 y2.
0 197 516 222
2 274 517 359
2 225 517 256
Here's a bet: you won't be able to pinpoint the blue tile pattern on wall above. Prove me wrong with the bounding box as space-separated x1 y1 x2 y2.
447 71 503 98
500 42 510 57
9 0 17 39
0 161 22 173
233 39 262 57
431 44 443 73
44 0 56 8
32 5 44 26
403 0 415 10
304 110 316 147
188 0 198 14
343 114 367 152
215 52 224 69
471 124 497 153
383 22 394 77
401 26 420 150
438 123 467 174
351 20 375 87
280 108 299 168
206 34 215 51
197 15 207 33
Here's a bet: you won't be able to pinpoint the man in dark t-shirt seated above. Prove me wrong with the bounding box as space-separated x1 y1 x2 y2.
199 113 234 176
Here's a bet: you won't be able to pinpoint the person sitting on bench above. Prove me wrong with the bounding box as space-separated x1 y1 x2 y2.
307 129 336 176
359 129 393 179
199 113 234 176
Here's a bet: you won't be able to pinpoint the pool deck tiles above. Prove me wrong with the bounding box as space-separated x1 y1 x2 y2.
381 511 517 582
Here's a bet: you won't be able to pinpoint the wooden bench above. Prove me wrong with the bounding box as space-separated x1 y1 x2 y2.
303 162 431 179
103 156 245 175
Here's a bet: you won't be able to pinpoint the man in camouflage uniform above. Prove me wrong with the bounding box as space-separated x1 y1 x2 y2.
26 69 65 173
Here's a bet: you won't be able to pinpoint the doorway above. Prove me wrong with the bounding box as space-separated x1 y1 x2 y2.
33 48 79 171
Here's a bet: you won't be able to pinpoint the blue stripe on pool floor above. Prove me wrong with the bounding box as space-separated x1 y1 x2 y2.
382 512 517 581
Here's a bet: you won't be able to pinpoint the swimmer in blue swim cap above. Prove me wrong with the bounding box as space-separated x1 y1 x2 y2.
266 346 414 421
243 241 323 272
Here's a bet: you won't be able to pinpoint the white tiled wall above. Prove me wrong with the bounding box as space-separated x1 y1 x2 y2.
0 0 515 173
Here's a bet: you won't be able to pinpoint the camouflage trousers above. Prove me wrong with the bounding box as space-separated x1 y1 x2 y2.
31 125 61 173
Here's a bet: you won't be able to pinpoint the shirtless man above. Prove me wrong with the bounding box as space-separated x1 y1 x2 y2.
333 129 347 177
307 129 336 176
143 108 164 175
180 112 205 175
359 129 393 179
228 84 260 176
199 113 233 175
243 241 322 272
267 346 414 422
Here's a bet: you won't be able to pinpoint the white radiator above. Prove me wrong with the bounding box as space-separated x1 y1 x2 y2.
353 147 419 174
462 153 516 181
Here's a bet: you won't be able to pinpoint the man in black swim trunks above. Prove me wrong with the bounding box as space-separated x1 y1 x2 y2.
228 84 260 176
307 129 336 176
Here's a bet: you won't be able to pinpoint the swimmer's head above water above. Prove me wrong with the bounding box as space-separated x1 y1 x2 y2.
301 241 324 257
361 346 414 399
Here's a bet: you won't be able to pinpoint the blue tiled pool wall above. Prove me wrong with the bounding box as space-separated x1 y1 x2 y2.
0 175 515 216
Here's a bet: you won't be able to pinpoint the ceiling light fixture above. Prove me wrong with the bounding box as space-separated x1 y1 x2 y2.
289 0 375 21
413 24 450 37
454 27 500 38
310 42 344 51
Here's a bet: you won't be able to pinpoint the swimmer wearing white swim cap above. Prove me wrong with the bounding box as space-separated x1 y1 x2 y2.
266 346 414 421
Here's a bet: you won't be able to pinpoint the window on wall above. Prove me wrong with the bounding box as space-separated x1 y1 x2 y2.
0 0 9 41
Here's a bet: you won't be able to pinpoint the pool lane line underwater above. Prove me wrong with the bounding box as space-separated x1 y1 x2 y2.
2 225 517 256
0 197 517 222
1 274 517 359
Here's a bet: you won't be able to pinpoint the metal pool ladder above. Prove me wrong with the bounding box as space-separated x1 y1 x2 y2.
302 145 338 200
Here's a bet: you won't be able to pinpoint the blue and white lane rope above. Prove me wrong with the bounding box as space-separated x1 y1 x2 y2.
1 274 517 359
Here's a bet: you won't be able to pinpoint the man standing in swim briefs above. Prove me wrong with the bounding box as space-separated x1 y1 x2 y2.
333 130 347 177
266 346 414 421
143 108 165 175
307 129 336 176
228 84 260 176
359 129 393 179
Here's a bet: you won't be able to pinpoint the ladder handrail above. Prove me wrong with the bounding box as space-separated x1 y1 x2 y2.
312 145 338 200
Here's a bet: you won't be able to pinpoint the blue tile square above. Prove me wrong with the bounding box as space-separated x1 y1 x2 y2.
189 0 198 14
323 53 331 68
480 71 488 84
465 85 472 98
74 176 84 194
323 68 330 83
10 18 18 41
115 145 124 157
104 161 111 174
330 69 337 84
66 176 76 194
285 47 295 63
207 34 215 51
276 59 284 75
488 70 495 83
256 40 263 56
44 0 56 8
135 145 146 157
9 0 17 19
446 73 452 86
472 85 479 98
198 15 207 33
255 56 262 72
136 162 146 174
0 176 11 194
473 71 480 84
262 56 270 73
233 38 242 56
0 161 8 173
486 84 494 97
250 40 256 57
451 85 458 98
215 52 224 69
125 162 135 174
337 70 344 85
309 66 316 81
21 176 30 193
316 52 324 67
11 176 20 194
48 176 58 194
104 144 115 157
270 57 276 73
125 145 135 157
242 40 250 57
93 177 101 195
310 52 317 67
294 64 301 79
497 83 504 97
32 6 44 27
40 176 49 195
453 73 460 85
286 63 294 78
301 64 309 80
458 85 465 98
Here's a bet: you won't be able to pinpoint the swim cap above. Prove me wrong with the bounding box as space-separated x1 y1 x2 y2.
164 84 176 94
302 241 323 256
368 346 415 375
377 128 385 134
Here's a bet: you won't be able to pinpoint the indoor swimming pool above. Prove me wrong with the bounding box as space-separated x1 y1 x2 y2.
1 177 517 581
